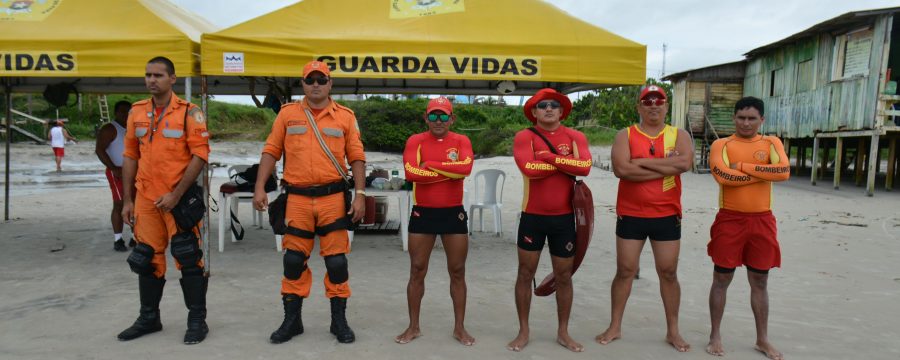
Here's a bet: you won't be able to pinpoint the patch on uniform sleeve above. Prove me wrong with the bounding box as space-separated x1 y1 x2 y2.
194 128 209 137
189 107 205 124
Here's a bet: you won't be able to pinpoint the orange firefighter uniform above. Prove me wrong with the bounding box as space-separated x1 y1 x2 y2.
262 98 365 298
123 93 210 278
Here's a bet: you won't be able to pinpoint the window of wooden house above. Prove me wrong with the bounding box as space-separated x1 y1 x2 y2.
832 27 873 80
770 68 784 96
797 59 814 92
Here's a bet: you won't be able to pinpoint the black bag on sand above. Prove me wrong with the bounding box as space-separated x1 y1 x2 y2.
173 183 206 232
268 193 288 235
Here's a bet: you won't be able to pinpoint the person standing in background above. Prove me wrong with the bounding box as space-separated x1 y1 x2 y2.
48 119 76 172
96 100 135 252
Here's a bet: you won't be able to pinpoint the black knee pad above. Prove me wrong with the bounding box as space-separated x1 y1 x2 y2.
283 249 308 280
324 254 349 284
170 231 202 270
181 266 204 277
127 243 156 276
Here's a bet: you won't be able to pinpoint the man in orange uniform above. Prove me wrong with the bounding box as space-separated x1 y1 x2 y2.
706 97 788 360
395 97 474 346
253 60 366 344
597 85 694 352
118 57 211 345
507 88 592 353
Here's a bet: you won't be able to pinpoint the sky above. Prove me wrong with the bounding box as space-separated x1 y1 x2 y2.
169 0 900 103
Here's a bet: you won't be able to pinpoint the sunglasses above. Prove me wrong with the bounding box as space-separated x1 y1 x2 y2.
427 113 451 122
640 98 666 107
302 76 329 85
536 100 561 110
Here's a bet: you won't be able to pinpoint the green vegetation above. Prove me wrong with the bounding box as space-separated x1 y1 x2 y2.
6 94 274 141
5 79 669 156
569 78 672 131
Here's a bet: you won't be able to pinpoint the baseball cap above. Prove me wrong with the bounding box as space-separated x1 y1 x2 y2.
426 97 453 114
302 60 331 78
639 85 667 100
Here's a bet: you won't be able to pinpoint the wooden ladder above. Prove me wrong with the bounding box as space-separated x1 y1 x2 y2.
98 94 110 123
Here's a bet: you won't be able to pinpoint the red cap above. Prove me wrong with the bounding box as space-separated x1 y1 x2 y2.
523 88 572 124
639 85 666 100
302 60 331 78
426 96 453 115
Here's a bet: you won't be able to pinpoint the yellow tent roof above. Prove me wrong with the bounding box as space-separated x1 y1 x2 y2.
0 0 215 78
201 0 645 94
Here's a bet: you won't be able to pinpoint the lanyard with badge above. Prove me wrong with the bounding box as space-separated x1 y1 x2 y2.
148 99 170 143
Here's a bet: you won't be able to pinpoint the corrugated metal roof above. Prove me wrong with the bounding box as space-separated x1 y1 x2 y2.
661 60 746 82
744 6 900 57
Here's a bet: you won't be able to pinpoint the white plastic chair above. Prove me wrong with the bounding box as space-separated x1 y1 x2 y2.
468 169 506 236
217 165 269 252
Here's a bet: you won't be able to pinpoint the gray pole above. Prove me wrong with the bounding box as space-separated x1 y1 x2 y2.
185 77 192 102
4 79 11 221
201 75 210 276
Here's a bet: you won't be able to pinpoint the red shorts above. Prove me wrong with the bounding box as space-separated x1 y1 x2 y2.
52 147 64 157
707 209 781 270
105 168 124 202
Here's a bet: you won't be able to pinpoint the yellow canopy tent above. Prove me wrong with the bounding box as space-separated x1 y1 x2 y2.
0 0 215 92
201 0 646 95
1 0 215 222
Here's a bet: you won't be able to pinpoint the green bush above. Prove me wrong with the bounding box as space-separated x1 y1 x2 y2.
342 98 528 156
5 93 620 155
205 100 274 140
5 93 274 141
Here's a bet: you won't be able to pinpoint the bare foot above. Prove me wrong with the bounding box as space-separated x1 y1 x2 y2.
394 327 421 344
506 332 529 352
667 333 691 352
706 337 725 356
595 327 621 345
453 328 475 346
557 333 584 352
754 340 783 360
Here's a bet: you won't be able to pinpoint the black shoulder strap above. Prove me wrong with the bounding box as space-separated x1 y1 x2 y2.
526 127 575 180
527 127 558 155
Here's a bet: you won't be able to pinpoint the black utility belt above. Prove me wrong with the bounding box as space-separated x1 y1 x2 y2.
285 181 349 197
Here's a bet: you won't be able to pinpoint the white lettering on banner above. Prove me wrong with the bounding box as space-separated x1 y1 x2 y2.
315 54 541 80
223 52 245 73
0 52 77 74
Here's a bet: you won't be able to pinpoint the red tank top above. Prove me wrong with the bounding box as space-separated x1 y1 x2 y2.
616 124 682 218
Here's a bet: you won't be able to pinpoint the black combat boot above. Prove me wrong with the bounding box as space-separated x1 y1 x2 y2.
269 294 304 344
117 275 165 341
329 297 355 343
180 275 209 344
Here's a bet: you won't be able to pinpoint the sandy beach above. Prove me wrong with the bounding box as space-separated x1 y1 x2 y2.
1 140 899 360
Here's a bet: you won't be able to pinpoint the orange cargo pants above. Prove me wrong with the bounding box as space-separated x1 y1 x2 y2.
134 194 203 279
281 191 351 299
